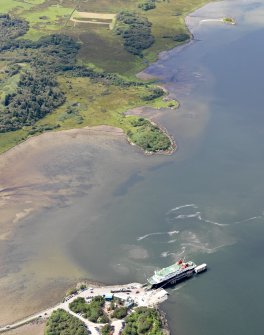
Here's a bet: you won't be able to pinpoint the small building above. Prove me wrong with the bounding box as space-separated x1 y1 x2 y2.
104 293 113 301
124 297 134 308
124 300 134 308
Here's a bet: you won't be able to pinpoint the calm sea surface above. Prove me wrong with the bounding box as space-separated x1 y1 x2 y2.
4 0 264 333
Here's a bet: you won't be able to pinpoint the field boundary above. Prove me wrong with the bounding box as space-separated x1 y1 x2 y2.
70 11 116 26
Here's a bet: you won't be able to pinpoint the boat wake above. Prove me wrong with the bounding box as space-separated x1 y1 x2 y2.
168 239 178 244
137 230 179 241
174 212 201 220
167 204 198 214
137 232 165 241
233 216 262 224
137 203 264 260
167 203 262 226
161 251 177 258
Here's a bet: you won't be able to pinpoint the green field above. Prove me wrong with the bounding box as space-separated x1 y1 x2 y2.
0 0 208 154
0 0 45 13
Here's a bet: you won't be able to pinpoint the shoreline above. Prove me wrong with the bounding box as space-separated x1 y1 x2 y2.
0 89 178 157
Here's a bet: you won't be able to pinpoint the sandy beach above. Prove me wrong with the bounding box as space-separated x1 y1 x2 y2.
5 321 45 335
0 126 124 240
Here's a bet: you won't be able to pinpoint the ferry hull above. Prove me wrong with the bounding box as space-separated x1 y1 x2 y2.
150 269 195 289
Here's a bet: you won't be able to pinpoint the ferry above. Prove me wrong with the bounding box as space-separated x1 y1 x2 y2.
148 259 207 288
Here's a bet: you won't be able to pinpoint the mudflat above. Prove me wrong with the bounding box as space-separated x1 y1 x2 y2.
0 125 169 324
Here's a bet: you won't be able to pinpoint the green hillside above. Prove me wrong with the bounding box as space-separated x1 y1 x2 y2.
0 0 208 154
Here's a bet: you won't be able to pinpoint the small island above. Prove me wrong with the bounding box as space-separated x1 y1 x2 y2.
222 17 236 25
200 17 236 25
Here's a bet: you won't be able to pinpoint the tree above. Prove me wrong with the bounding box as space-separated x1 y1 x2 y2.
45 309 88 335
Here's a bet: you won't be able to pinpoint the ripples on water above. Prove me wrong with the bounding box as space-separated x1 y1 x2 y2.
137 203 264 261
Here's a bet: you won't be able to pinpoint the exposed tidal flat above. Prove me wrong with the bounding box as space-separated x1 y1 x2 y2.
2 1 264 335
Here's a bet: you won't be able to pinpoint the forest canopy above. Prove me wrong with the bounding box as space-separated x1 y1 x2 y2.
45 309 88 335
0 14 28 45
0 29 80 132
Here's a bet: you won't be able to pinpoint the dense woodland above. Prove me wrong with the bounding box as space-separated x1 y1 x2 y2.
0 15 150 133
115 11 154 56
0 16 80 132
45 309 88 335
128 118 171 152
69 296 109 324
1 70 65 132
121 307 163 335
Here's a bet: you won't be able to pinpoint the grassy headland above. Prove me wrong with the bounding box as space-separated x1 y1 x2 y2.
0 0 209 154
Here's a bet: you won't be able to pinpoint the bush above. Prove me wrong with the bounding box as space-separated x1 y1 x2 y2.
141 87 164 101
69 297 87 314
173 33 190 42
112 307 128 319
138 0 156 11
101 324 113 335
121 307 163 335
115 11 154 56
67 287 78 295
70 296 108 324
0 14 28 44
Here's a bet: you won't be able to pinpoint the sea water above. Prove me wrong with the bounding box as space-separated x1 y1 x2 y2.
72 1 264 334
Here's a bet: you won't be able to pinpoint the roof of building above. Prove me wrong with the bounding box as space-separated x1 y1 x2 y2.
105 293 113 299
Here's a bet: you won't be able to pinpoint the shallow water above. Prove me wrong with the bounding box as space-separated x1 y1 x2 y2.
1 0 264 334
